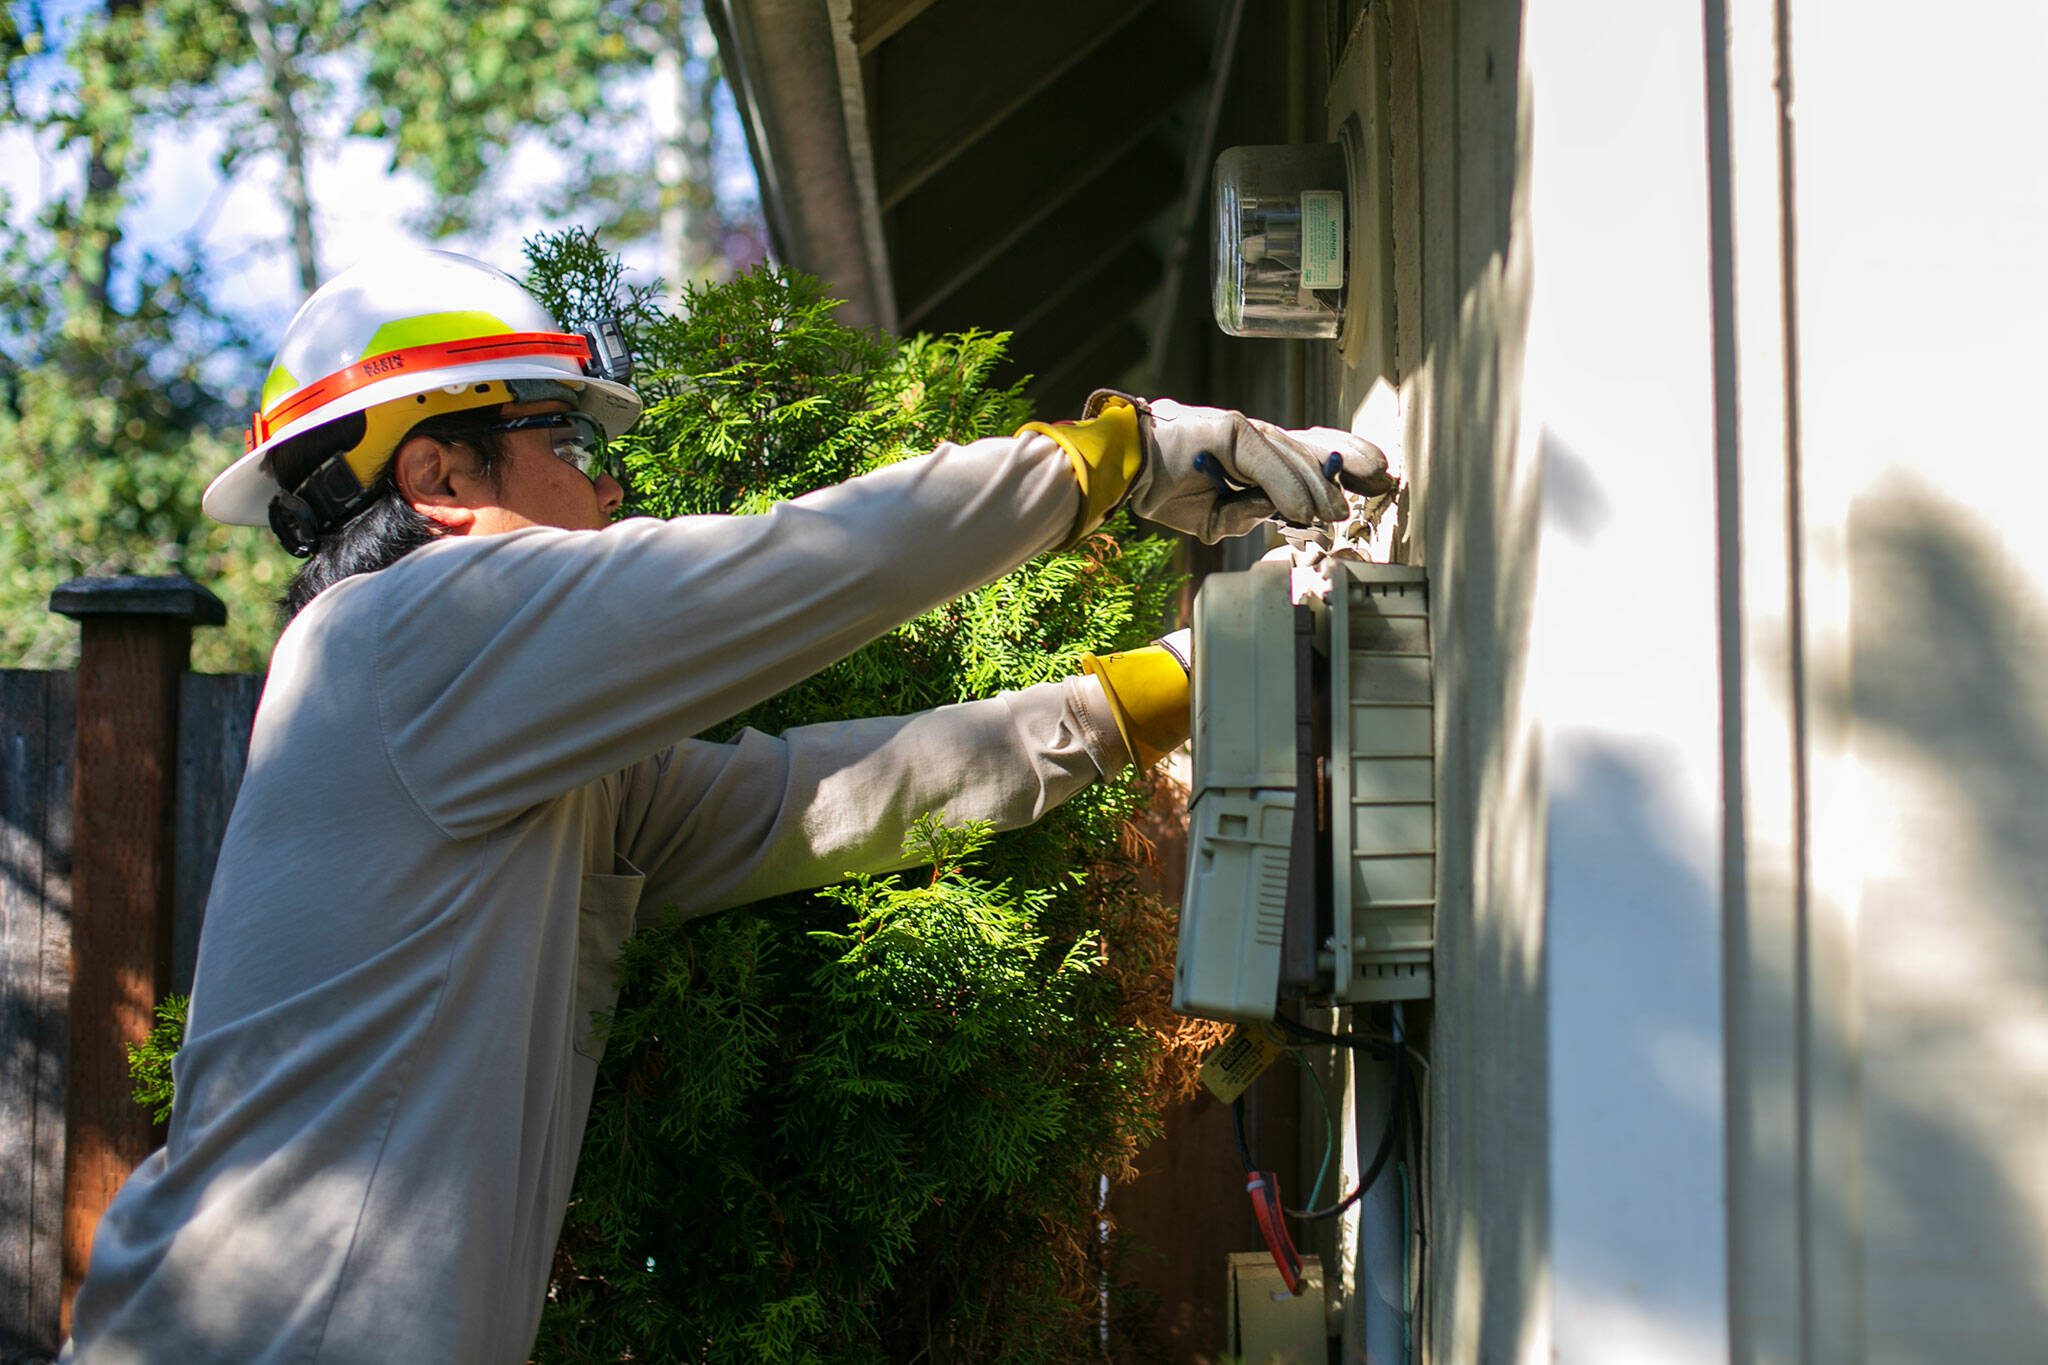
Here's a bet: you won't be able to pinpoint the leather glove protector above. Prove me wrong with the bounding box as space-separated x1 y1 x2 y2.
1120 393 1393 543
1020 390 1395 545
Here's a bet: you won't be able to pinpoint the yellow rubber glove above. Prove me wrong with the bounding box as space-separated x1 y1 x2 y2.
1017 394 1144 545
1080 629 1192 770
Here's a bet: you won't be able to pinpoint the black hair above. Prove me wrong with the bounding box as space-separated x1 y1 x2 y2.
277 421 506 623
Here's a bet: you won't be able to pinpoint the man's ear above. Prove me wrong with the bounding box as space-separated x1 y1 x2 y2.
392 434 482 534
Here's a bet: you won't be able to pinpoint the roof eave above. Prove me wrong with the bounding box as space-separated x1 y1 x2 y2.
708 0 896 332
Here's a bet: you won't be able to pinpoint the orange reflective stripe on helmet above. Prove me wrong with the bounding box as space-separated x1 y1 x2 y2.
245 331 593 451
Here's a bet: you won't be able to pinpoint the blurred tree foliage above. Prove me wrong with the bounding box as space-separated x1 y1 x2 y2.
0 0 754 670
7 0 747 281
357 0 751 276
0 213 292 672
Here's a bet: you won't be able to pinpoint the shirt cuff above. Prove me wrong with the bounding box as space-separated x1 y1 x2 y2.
1063 673 1132 776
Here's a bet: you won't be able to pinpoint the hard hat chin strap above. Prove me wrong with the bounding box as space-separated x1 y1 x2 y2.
268 493 323 559
269 454 378 558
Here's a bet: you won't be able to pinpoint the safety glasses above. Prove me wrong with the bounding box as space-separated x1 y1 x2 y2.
474 411 615 482
488 411 609 478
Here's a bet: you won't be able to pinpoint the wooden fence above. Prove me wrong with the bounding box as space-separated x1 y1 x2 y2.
0 667 72 1362
0 578 257 1360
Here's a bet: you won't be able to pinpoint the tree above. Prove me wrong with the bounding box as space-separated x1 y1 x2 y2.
1 6 294 671
17 0 345 296
226 0 332 293
355 0 758 284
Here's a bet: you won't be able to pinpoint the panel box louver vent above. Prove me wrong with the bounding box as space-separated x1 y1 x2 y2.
1329 566 1434 1002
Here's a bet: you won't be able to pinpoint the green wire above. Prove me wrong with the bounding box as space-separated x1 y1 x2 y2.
1290 1048 1339 1211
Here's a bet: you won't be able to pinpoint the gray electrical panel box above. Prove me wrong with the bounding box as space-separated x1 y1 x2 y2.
1176 564 1300 1020
1174 561 1435 1021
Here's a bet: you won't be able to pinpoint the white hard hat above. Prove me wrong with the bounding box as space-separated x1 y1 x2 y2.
203 248 642 528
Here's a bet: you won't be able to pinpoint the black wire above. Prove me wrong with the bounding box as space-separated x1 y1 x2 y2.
1231 1095 1253 1173
1403 1063 1428 1249
1229 1023 1413 1222
1270 1013 1395 1057
1285 1046 1404 1221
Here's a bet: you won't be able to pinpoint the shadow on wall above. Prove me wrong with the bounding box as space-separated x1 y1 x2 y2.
1840 483 2048 1356
1537 476 2048 1359
1546 740 1729 1363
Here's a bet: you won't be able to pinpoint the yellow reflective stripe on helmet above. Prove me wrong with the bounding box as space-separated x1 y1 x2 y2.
1079 643 1191 770
255 314 515 424
359 310 514 363
1018 395 1143 545
260 364 299 412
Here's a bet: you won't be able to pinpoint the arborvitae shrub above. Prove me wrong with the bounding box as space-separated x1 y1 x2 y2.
522 231 1193 1362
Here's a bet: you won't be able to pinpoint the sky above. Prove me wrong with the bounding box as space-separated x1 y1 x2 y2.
2 5 762 394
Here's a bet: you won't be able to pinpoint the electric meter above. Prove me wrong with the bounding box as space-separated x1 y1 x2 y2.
1212 143 1349 339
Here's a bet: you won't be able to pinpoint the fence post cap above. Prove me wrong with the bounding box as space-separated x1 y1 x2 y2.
49 575 228 627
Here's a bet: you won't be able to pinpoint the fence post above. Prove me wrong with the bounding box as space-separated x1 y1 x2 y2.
47 575 223 1336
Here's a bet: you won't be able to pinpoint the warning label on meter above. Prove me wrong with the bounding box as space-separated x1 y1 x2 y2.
1199 1023 1288 1103
1298 190 1345 291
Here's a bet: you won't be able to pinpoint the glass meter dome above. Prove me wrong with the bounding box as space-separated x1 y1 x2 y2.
1212 143 1349 340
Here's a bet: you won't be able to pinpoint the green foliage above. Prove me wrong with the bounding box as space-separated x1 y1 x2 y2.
0 193 292 671
352 0 641 238
127 993 189 1125
523 233 1183 1361
1 3 309 671
550 823 1153 1362
520 223 665 345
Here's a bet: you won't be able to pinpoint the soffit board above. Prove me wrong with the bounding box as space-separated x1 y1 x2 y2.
716 0 1234 414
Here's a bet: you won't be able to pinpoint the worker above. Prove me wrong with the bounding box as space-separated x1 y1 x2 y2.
62 248 1389 1362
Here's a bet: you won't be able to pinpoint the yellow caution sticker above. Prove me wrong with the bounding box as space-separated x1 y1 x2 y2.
1199 1023 1288 1104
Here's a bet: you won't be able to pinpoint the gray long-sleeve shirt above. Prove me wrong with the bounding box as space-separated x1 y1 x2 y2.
65 434 1128 1362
